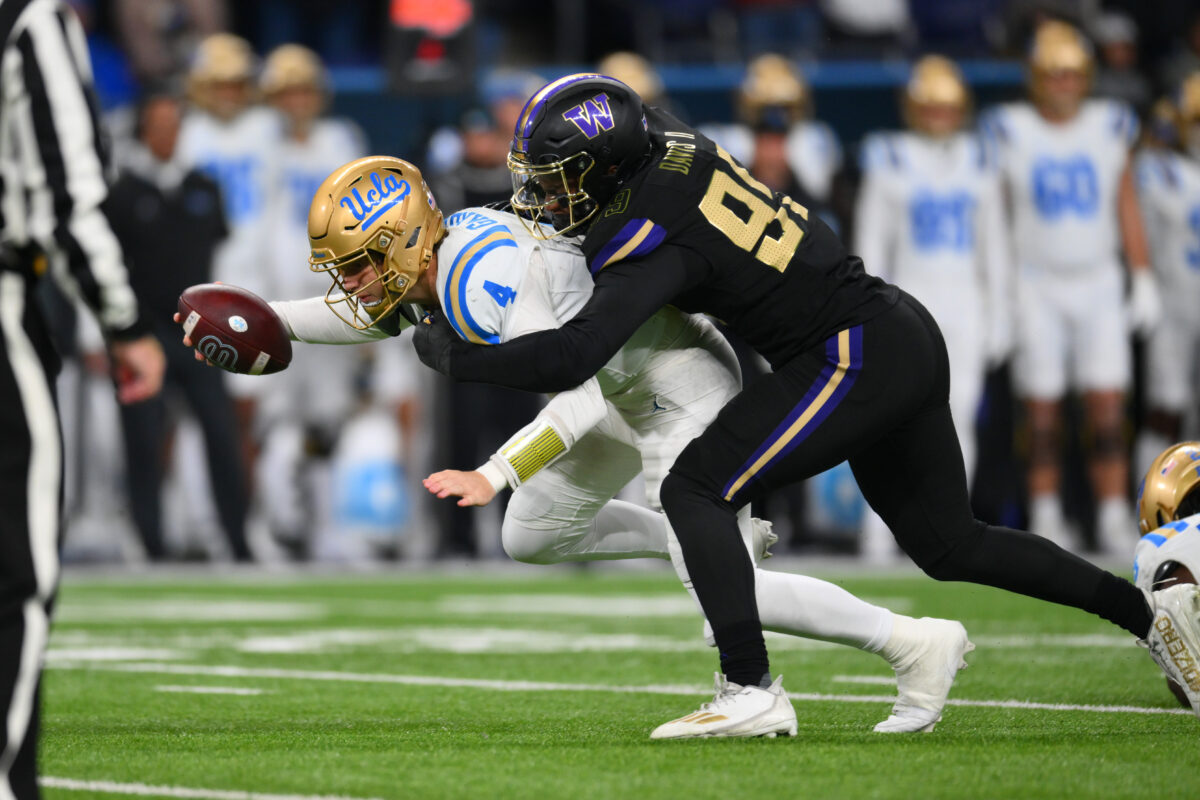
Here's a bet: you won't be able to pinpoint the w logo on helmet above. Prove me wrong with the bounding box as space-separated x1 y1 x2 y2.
197 335 239 371
562 93 615 139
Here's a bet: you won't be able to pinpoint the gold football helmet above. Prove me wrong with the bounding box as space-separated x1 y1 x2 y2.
738 54 809 129
904 55 970 137
1139 442 1200 533
597 52 663 107
308 156 445 330
187 33 256 119
1028 20 1093 108
261 44 327 97
1177 72 1200 156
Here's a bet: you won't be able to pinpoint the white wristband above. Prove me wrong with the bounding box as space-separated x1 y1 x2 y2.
476 460 510 493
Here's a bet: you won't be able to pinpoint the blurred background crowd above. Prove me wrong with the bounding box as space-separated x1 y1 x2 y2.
50 0 1200 566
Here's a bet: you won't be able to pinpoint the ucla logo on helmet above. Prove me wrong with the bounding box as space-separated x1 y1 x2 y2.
562 93 615 139
338 172 411 231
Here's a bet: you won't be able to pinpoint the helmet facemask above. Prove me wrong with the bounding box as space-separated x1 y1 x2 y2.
508 150 598 239
311 230 409 328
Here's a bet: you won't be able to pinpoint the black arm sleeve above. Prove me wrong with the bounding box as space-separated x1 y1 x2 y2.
445 244 699 392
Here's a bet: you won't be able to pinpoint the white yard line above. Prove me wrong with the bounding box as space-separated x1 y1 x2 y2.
47 661 1192 717
153 685 265 696
39 777 382 800
832 675 896 685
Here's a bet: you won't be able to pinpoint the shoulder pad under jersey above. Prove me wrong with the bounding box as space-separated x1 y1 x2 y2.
438 210 524 344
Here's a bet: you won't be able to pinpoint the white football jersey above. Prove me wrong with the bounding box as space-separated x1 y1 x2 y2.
436 206 709 400
697 120 843 203
1134 149 1200 303
177 106 281 295
266 117 367 301
855 131 1007 297
1134 512 1200 592
982 99 1138 272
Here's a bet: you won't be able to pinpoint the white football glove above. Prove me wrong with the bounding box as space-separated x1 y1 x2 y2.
1127 269 1162 336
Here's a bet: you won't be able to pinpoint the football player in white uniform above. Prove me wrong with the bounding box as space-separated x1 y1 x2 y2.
184 156 976 735
177 34 279 297
1134 75 1200 482
855 56 1012 560
699 55 842 212
981 20 1160 553
1134 441 1200 708
255 44 370 555
177 33 282 465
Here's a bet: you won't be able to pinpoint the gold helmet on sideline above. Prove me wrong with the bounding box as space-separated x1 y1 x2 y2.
738 54 808 129
261 43 328 97
1139 442 1200 533
597 52 663 106
1028 20 1093 106
1177 72 1200 154
187 33 256 117
308 157 445 330
903 55 970 136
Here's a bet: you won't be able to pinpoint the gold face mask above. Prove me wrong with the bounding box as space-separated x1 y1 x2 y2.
508 150 597 239
307 156 445 330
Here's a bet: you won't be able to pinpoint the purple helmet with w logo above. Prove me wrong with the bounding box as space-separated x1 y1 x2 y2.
508 73 650 238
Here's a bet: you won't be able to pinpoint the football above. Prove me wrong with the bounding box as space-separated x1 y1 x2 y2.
177 283 292 375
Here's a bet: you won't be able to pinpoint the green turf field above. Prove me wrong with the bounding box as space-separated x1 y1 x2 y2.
40 562 1200 800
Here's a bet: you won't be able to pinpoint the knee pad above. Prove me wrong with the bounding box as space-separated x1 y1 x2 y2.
1026 421 1060 469
1086 419 1126 460
499 519 558 565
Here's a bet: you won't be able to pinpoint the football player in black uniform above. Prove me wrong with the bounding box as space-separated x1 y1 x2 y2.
415 74 1200 737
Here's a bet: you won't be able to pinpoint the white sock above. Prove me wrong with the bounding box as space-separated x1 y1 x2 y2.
755 569 894 652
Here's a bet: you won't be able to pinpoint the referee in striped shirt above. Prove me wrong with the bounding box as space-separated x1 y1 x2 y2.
0 1 164 797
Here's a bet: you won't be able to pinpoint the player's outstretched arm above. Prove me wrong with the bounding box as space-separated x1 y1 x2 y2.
414 249 694 392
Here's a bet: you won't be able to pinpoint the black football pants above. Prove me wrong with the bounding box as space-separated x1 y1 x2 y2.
660 291 1150 686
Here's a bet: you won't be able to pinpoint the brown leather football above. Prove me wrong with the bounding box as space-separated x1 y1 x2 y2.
177 283 292 375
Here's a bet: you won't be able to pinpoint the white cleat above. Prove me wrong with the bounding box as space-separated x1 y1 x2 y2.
750 517 779 565
875 616 974 733
1141 583 1200 718
650 673 798 740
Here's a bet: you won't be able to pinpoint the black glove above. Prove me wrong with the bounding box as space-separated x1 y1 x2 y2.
413 311 462 376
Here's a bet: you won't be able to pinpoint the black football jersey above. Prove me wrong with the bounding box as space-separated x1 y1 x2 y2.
581 107 897 369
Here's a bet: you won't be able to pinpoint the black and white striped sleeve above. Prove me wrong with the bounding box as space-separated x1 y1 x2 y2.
3 0 144 337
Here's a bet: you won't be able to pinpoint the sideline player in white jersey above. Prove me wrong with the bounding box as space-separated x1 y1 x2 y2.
1134 441 1200 709
981 20 1160 552
699 55 842 211
176 33 282 466
178 34 279 296
1134 74 1200 481
183 156 975 736
255 44 369 553
855 56 1012 559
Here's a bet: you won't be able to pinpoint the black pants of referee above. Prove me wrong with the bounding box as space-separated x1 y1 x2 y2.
661 291 1152 686
0 273 63 800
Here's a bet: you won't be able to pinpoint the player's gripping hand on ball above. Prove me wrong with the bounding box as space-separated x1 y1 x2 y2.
424 470 497 507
